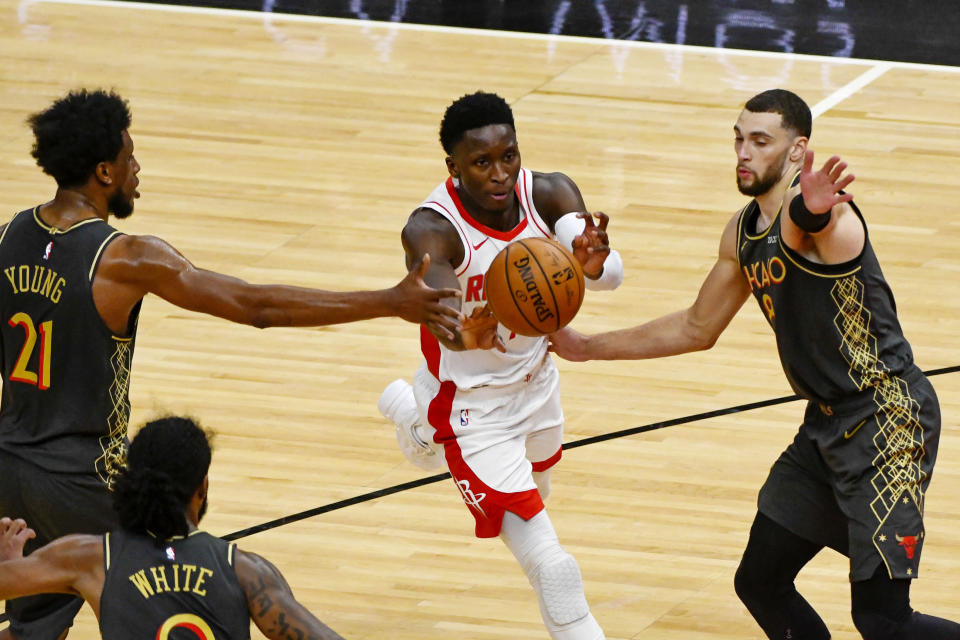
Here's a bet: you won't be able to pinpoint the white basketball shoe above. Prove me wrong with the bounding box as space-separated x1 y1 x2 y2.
378 379 445 471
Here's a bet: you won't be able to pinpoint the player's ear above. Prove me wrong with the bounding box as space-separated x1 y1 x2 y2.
94 161 114 186
445 155 459 179
789 136 808 163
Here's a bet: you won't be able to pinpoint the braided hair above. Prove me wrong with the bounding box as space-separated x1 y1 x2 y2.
112 416 212 543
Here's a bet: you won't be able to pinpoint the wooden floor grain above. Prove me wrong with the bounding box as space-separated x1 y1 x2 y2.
1 2 958 638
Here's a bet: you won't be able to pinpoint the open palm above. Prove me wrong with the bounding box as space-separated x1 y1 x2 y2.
799 150 856 214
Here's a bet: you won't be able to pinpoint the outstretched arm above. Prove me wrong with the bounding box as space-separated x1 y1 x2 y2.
402 209 503 352
93 234 462 337
534 172 617 284
0 518 103 612
235 549 346 640
550 213 750 361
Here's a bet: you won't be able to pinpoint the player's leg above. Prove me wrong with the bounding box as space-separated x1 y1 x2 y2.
737 427 850 639
734 511 830 639
378 377 444 470
505 367 600 639
526 425 563 502
0 451 114 640
839 379 959 638
500 509 604 640
850 566 960 639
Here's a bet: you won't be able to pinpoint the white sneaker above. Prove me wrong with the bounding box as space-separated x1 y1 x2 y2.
378 379 445 471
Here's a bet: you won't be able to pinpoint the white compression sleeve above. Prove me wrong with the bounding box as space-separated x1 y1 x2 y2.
552 212 623 291
500 511 605 640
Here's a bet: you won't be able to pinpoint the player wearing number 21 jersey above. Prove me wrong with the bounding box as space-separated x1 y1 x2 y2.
0 88 461 640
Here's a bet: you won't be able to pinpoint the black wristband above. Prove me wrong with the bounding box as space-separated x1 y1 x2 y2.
788 195 831 233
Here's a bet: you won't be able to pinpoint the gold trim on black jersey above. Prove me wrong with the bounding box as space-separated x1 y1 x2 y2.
777 237 863 279
89 231 123 281
742 200 782 241
32 207 103 235
0 218 12 247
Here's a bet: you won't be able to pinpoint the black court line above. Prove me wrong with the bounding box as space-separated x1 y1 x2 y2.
1 365 957 628
221 364 960 542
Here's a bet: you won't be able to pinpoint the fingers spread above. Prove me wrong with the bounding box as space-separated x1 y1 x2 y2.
594 211 609 231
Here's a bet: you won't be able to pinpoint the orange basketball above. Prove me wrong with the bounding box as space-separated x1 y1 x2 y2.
484 237 585 337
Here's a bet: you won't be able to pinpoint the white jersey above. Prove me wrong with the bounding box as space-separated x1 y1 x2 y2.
419 168 554 389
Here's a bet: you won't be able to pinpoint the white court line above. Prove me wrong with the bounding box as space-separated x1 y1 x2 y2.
30 0 960 75
811 63 893 119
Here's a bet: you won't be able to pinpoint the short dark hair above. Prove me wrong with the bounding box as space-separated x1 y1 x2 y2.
27 89 131 188
439 91 515 154
744 89 812 139
113 416 212 543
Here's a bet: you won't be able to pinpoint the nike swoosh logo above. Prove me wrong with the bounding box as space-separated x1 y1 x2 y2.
472 238 489 250
844 419 867 440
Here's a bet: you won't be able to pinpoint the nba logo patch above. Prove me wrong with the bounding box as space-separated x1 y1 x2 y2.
165 546 175 561
460 409 469 426
42 241 53 261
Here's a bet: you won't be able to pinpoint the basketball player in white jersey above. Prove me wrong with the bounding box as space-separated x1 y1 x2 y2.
378 91 623 640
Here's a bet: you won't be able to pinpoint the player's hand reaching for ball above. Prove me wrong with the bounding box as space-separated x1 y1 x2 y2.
547 326 589 362
395 254 463 339
460 304 506 353
571 212 611 279
0 516 35 561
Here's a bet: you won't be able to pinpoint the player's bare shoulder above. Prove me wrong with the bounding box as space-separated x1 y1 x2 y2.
530 171 587 225
401 207 463 267
720 208 745 262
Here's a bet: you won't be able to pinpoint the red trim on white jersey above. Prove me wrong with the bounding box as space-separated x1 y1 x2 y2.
420 325 442 379
425 198 473 277
520 169 551 238
445 177 529 241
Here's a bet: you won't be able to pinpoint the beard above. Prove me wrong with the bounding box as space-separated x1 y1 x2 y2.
737 149 789 197
107 186 134 219
198 495 208 523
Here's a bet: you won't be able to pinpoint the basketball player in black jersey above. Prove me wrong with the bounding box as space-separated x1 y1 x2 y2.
549 89 960 639
0 89 461 640
0 416 345 640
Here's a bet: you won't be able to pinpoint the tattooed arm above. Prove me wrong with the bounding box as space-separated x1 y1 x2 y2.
234 548 346 640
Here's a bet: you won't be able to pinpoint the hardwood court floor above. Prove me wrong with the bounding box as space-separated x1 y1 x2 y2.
1 2 959 638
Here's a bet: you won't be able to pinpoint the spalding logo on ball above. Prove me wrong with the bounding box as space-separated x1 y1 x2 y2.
484 237 585 337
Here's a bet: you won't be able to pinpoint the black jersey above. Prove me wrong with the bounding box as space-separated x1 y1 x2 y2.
0 207 140 484
99 529 250 640
736 196 919 411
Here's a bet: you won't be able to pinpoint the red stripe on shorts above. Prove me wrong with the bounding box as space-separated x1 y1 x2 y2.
426 379 545 538
531 447 562 472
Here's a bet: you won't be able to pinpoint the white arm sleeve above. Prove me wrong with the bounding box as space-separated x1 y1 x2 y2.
553 212 623 291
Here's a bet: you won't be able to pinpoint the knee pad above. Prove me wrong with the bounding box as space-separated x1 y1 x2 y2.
536 552 589 626
852 608 906 640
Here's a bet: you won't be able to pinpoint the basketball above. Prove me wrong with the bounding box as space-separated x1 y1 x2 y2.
484 237 585 337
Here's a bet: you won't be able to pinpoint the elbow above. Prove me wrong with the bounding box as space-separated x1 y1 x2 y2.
245 304 279 329
250 314 272 329
696 333 719 351
682 316 719 352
